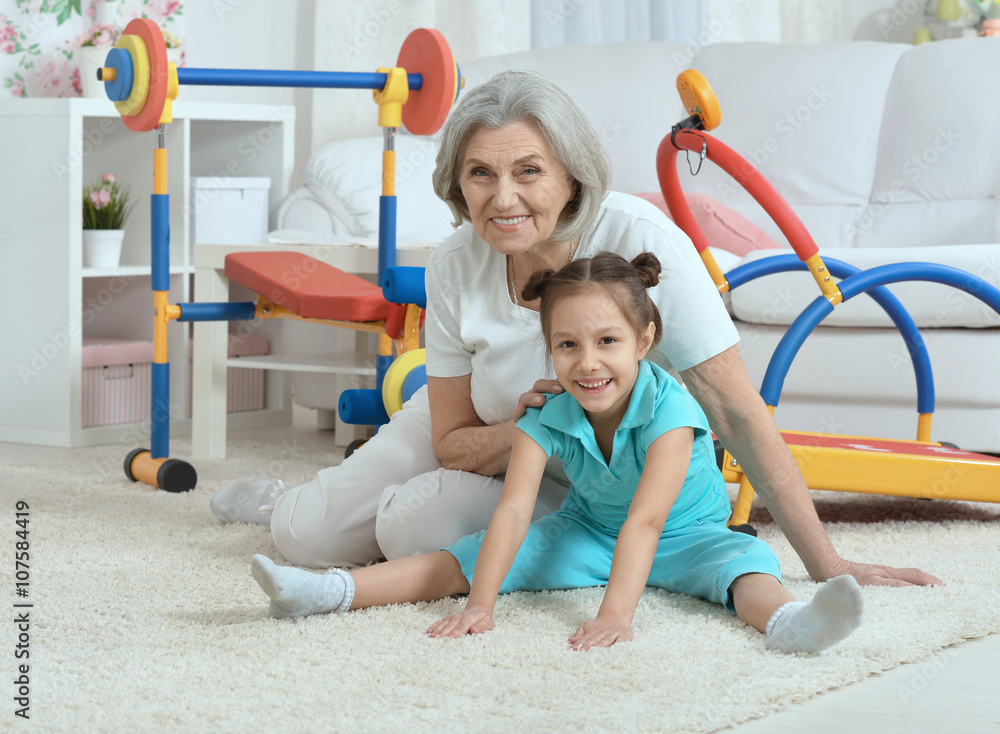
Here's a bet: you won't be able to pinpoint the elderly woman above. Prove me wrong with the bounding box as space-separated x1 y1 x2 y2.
213 70 939 589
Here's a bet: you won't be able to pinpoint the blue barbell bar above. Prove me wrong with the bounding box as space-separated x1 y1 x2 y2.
175 67 423 90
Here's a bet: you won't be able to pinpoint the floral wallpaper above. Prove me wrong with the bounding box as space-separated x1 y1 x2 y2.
0 0 184 98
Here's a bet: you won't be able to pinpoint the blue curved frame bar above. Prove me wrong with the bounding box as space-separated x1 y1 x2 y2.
725 255 935 412
759 262 1000 410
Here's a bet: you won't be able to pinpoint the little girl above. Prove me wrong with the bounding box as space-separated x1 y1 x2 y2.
251 251 864 653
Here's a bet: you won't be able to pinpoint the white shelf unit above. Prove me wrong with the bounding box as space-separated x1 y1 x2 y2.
0 98 295 448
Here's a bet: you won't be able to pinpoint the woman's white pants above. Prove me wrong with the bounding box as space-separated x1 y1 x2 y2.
270 387 566 568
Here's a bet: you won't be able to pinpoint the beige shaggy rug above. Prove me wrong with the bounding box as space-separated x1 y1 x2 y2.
4 436 1000 733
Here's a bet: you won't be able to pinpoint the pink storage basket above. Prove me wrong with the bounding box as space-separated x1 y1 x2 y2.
81 338 154 428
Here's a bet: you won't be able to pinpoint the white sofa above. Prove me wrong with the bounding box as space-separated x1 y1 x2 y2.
276 37 1000 452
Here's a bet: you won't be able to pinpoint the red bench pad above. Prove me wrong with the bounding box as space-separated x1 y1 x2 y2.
225 251 390 322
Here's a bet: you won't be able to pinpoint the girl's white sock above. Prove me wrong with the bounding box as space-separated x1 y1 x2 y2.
765 575 864 653
250 554 355 619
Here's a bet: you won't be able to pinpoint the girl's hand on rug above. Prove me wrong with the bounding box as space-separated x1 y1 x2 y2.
568 618 633 651
427 607 495 638
836 559 944 587
512 379 564 420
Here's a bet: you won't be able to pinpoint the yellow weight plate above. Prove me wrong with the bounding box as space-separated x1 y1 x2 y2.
113 34 149 117
382 348 426 416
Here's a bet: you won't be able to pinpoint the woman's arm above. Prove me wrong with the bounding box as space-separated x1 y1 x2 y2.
571 428 692 650
428 375 516 476
427 430 548 638
680 345 943 587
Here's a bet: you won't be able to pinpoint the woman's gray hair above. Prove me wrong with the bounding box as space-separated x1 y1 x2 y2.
432 70 612 245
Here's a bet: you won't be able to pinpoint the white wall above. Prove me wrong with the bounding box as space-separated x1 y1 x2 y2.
181 0 919 187
184 0 315 187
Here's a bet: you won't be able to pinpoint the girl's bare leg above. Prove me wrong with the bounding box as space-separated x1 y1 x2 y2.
350 552 470 609
731 572 795 633
251 551 469 619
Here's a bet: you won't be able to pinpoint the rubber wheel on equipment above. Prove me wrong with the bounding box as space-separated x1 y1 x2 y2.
123 447 148 482
157 459 197 493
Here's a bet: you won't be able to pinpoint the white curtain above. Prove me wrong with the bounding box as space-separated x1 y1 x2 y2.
531 0 707 47
530 0 895 49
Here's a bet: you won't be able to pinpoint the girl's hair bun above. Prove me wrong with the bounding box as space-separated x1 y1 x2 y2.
630 252 661 289
521 268 556 303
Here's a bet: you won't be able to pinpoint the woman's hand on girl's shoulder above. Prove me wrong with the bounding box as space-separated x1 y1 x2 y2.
426 606 496 639
512 379 564 420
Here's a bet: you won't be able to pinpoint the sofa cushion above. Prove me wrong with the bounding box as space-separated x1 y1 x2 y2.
632 191 782 256
675 41 909 251
734 322 1000 452
853 38 1000 249
730 245 1000 328
301 135 455 244
457 41 692 194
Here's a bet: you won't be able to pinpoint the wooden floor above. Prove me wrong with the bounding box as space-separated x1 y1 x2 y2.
4 410 999 733
727 633 1000 733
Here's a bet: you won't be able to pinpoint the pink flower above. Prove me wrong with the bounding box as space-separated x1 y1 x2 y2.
0 20 17 55
90 189 111 209
147 0 182 19
86 6 95 18
26 56 78 98
102 173 117 183
78 23 120 48
9 79 24 97
71 67 82 94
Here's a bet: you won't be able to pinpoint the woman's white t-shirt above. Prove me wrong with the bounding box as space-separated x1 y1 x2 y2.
424 192 738 426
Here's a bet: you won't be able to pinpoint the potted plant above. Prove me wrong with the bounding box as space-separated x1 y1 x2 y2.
75 24 121 98
972 0 1000 35
82 174 136 268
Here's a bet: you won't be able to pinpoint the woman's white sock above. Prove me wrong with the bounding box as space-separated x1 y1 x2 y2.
250 554 355 619
210 478 279 525
765 575 864 653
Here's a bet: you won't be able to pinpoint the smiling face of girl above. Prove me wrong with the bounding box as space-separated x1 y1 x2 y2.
459 120 576 256
548 286 656 429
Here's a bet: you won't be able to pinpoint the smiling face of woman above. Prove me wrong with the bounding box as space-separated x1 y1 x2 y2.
459 120 576 256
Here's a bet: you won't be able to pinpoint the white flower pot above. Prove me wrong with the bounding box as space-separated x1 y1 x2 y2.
78 46 114 99
82 229 125 268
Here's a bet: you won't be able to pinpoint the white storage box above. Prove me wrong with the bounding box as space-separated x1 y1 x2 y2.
190 177 271 246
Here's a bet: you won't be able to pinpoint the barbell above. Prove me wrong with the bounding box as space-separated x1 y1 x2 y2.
97 18 461 134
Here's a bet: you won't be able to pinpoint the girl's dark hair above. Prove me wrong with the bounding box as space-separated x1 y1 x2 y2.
522 251 663 350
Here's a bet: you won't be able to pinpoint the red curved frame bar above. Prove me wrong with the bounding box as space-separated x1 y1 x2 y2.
656 129 819 262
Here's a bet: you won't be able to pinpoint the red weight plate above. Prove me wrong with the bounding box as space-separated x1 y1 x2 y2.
122 18 168 132
397 28 456 135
